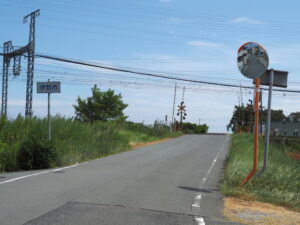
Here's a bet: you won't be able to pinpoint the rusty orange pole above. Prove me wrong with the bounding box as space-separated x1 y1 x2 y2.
241 78 260 185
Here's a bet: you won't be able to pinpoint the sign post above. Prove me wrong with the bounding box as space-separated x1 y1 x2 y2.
37 80 61 140
257 69 288 175
237 42 269 185
263 69 273 173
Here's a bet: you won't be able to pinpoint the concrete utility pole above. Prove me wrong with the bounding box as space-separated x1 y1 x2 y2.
47 79 51 140
182 86 185 102
240 83 243 105
259 91 263 134
1 9 40 117
171 83 177 131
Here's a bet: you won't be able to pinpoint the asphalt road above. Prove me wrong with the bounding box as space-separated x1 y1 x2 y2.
0 134 240 225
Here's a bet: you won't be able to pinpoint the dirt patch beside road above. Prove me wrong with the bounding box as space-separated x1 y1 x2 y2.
224 197 300 225
129 138 173 149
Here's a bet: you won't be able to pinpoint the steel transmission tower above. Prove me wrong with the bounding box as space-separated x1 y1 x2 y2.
1 9 40 117
24 10 39 117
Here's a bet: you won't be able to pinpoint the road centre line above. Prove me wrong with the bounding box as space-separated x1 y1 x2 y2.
0 163 79 185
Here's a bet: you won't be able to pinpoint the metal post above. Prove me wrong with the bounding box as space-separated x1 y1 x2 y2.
48 79 51 140
259 69 274 175
241 78 260 185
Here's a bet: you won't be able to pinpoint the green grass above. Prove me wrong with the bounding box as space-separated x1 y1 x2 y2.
221 133 300 211
0 115 180 172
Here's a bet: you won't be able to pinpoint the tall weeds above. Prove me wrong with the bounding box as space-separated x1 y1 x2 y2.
0 116 179 172
222 133 300 211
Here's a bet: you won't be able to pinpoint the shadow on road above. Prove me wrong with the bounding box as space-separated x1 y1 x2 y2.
178 186 218 193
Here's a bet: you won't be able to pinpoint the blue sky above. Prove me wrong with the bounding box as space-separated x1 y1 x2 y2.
1 0 300 132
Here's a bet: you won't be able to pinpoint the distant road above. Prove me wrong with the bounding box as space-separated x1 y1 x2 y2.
0 135 240 225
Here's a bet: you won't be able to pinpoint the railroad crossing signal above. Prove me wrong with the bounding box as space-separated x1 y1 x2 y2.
177 101 187 123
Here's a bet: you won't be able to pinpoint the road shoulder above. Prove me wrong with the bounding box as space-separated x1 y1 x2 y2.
199 136 242 225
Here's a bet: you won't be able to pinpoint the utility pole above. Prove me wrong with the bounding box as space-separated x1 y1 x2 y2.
47 79 51 140
240 83 243 105
1 9 40 118
171 83 177 131
260 90 263 134
182 86 185 102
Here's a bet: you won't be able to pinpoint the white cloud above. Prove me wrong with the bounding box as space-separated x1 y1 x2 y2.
186 40 222 48
231 17 264 25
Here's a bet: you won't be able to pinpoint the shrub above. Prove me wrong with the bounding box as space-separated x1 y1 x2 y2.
180 122 209 134
18 126 56 170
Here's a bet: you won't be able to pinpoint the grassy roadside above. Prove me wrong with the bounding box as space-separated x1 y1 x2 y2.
0 116 181 172
221 133 300 211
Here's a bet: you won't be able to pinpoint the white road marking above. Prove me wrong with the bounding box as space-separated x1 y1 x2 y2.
0 163 80 185
195 216 205 225
201 136 229 186
193 135 229 225
196 195 202 200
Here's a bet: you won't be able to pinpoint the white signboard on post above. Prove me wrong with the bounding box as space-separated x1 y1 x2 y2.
37 82 61 93
37 81 61 140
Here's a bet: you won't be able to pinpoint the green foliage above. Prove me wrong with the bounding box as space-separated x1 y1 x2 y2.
73 85 128 123
227 104 287 133
0 116 180 172
18 126 56 170
287 112 300 122
222 134 300 210
180 122 209 134
227 103 254 133
260 109 286 122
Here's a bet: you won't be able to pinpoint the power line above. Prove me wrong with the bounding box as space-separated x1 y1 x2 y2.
35 54 300 94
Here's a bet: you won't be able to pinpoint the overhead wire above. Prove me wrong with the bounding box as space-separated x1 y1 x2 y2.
32 54 300 94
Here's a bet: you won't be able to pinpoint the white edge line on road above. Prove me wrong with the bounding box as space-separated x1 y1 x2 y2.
201 135 229 187
0 163 80 185
193 135 230 225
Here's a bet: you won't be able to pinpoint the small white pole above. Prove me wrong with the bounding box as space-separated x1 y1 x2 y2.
48 79 51 140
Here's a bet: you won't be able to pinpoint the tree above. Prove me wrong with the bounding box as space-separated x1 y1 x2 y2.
227 101 288 133
180 122 209 134
260 109 286 122
227 102 254 133
73 85 128 123
287 112 300 122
